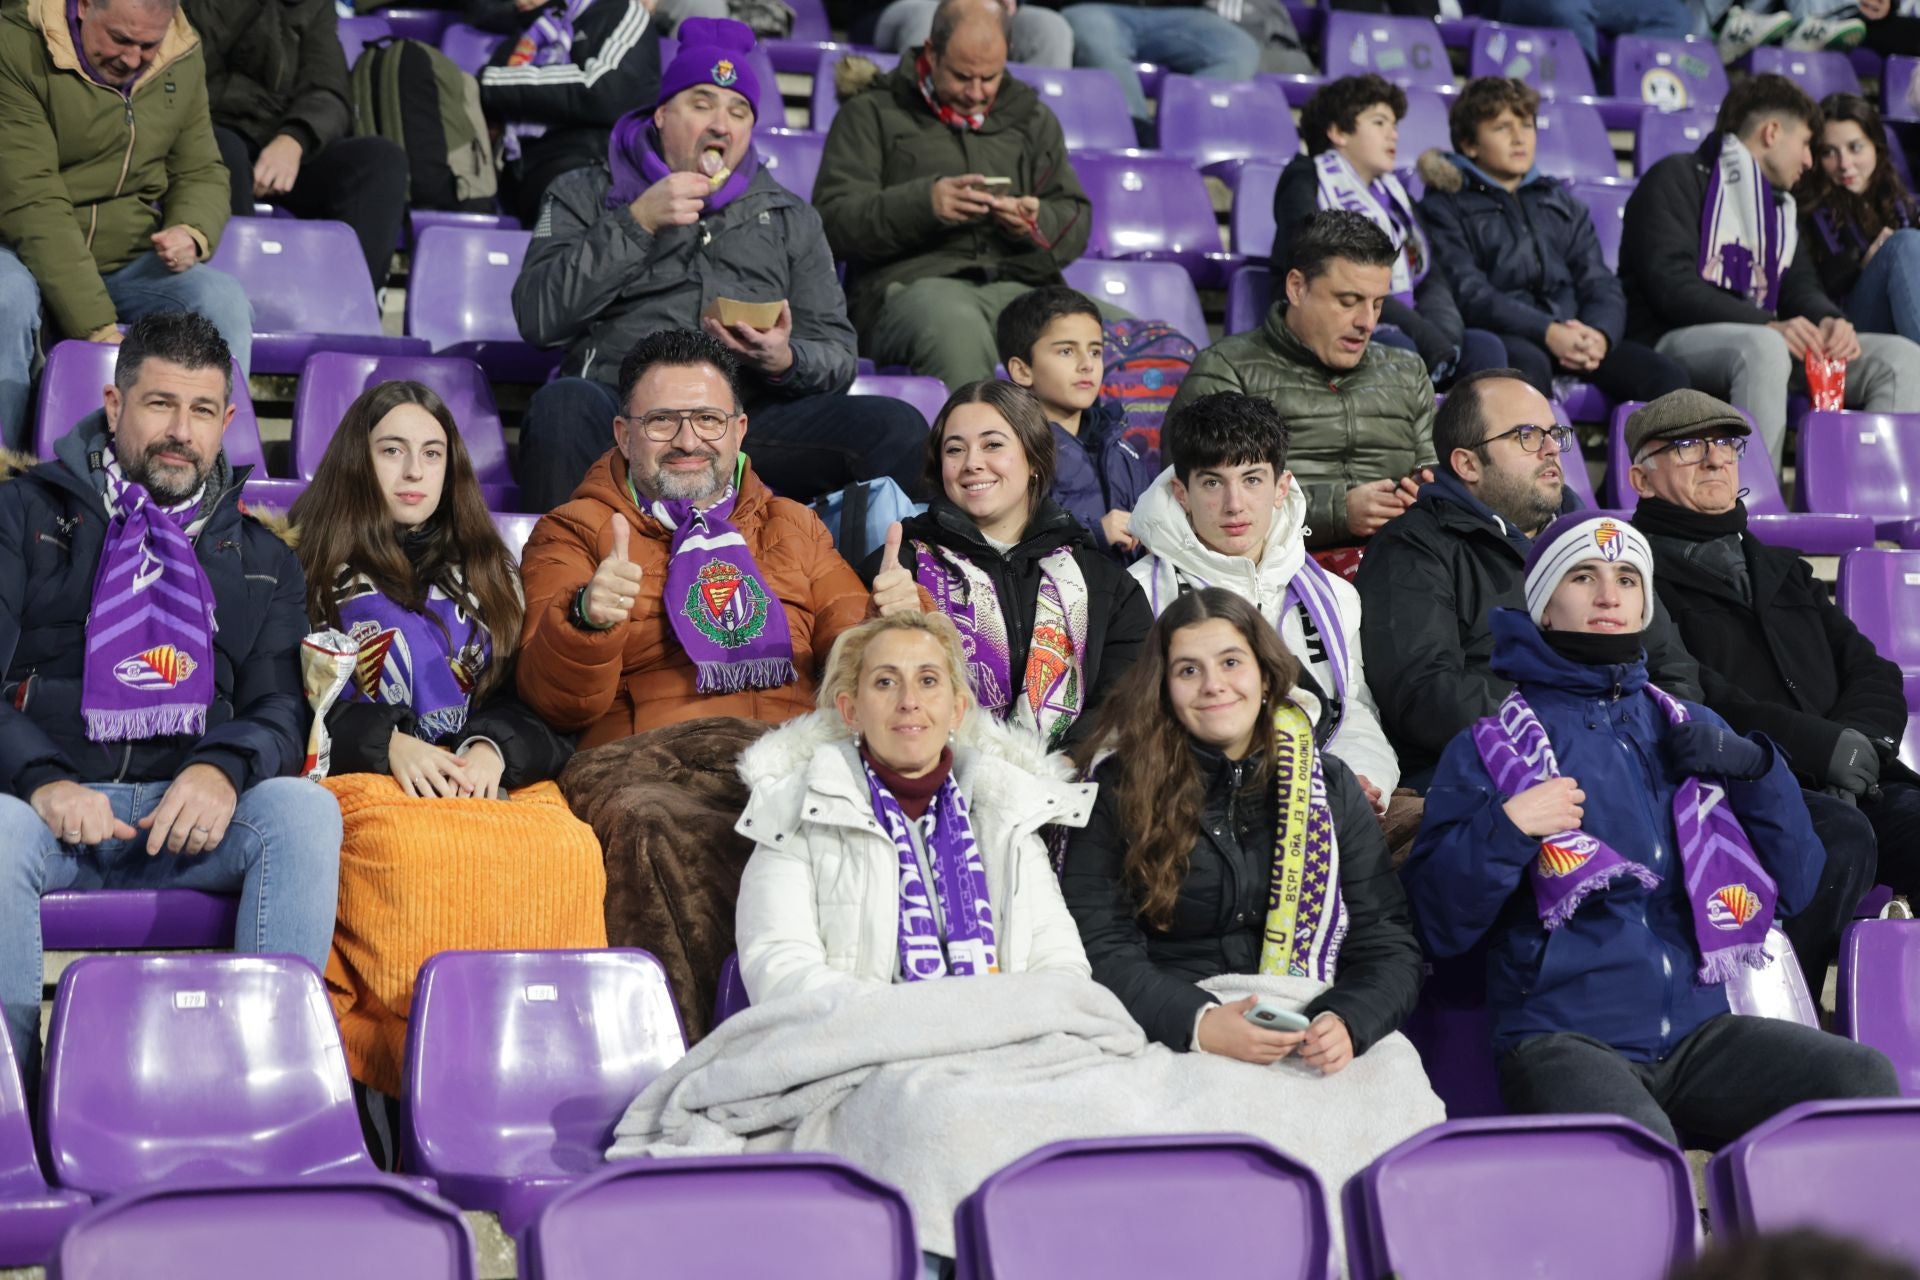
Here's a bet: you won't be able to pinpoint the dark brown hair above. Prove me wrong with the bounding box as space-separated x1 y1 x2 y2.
1716 73 1820 139
1798 92 1919 245
289 381 523 702
922 379 1057 525
1071 589 1300 931
1301 74 1408 157
1449 76 1542 153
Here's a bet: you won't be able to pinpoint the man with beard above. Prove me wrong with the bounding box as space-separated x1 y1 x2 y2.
0 311 341 1097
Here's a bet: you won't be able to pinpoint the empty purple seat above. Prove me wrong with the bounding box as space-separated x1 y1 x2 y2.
210 217 429 375
1747 47 1861 101
812 49 895 130
761 0 835 71
1534 99 1619 184
372 6 454 43
1263 71 1330 108
1555 410 1599 508
523 1154 917 1280
955 1135 1332 1279
1397 86 1454 173
402 950 685 1236
1611 36 1728 113
43 955 384 1198
1062 259 1210 348
1571 178 1631 272
438 21 504 74
1343 1115 1697 1280
0 1042 90 1268
1225 160 1283 259
1076 152 1240 288
46 1179 474 1280
40 890 239 951
405 226 561 384
1838 549 1920 676
1725 927 1820 1026
1635 106 1715 175
1225 264 1272 335
1889 54 1920 124
337 16 389 68
757 128 827 202
713 951 749 1026
1155 74 1300 175
491 512 539 561
1798 410 1920 538
1705 1097 1920 1265
1005 65 1135 152
1469 23 1596 97
851 373 949 426
1323 11 1453 90
1838 919 1920 1095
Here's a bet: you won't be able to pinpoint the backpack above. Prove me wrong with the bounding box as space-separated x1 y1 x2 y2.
349 38 498 212
1099 318 1197 462
810 477 924 566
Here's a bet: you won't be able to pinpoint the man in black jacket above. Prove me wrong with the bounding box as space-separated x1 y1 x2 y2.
0 313 341 1094
1355 369 1702 790
1619 74 1920 467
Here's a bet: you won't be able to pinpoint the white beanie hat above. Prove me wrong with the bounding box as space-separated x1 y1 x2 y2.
1522 513 1656 626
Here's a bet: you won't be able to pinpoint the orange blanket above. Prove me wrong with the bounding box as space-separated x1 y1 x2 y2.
322 774 608 1096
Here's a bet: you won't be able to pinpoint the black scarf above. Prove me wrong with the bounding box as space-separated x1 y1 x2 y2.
1631 496 1748 543
1542 628 1645 667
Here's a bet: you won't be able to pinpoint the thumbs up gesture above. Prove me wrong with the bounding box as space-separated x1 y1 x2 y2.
583 513 646 629
870 522 923 618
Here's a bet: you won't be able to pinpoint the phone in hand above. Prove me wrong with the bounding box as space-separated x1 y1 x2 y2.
1244 999 1311 1033
973 176 1013 188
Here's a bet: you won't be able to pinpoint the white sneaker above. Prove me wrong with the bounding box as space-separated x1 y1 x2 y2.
1717 5 1796 61
1783 13 1869 49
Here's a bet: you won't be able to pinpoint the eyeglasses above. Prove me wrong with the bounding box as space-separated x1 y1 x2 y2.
1481 423 1574 454
1641 435 1748 465
620 407 737 443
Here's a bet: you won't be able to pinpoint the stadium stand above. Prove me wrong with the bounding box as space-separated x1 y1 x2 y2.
1838 920 1920 1095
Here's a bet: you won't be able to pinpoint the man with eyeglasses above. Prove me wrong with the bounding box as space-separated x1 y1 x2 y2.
1629 389 1904 981
1356 369 1703 791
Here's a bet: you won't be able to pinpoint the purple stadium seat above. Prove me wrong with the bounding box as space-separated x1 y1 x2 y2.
0 1045 90 1269
1705 1098 1920 1265
1076 152 1240 287
1005 65 1135 152
757 128 827 201
850 374 949 426
402 951 685 1236
955 1135 1332 1279
786 0 830 42
1797 410 1920 538
1344 1115 1696 1280
1571 178 1631 272
812 48 896 131
372 6 454 43
1225 264 1272 336
1725 928 1821 1025
1635 107 1715 175
292 351 518 509
42 955 384 1198
39 890 239 951
408 207 522 241
405 227 561 384
1747 47 1861 101
1889 55 1920 124
1610 36 1728 113
713 951 749 1026
1555 413 1599 508
1534 100 1619 184
1264 71 1331 108
46 1179 474 1280
1884 124 1916 190
1469 23 1596 97
1838 919 1920 1095
1323 11 1453 90
337 16 389 68
1226 160 1283 259
1400 951 1506 1120
1062 259 1210 348
1436 13 1489 48
523 1154 917 1280
1837 550 1920 676
759 0 833 70
438 21 503 74
491 512 539 561
1397 86 1454 173
1155 75 1300 175
210 217 429 375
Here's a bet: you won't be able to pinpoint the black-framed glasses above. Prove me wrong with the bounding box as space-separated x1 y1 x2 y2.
1642 435 1748 465
1482 423 1574 454
620 407 737 443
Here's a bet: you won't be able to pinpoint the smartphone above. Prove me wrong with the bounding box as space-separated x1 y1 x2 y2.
1244 1000 1311 1033
973 176 1013 188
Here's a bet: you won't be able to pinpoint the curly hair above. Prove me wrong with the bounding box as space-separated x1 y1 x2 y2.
1300 74 1407 157
1448 76 1541 153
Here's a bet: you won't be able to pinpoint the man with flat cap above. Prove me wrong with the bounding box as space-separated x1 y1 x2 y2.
1627 388 1900 991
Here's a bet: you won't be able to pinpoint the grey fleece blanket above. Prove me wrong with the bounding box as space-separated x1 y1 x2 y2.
608 971 1443 1258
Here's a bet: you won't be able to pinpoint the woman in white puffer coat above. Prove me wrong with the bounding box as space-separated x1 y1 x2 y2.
733 611 1094 1006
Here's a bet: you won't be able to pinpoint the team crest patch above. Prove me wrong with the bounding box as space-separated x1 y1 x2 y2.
687 559 770 648
711 58 737 86
1538 834 1597 878
1707 883 1761 931
113 645 198 690
1593 520 1623 561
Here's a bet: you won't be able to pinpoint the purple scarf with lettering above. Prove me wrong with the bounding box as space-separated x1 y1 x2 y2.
1471 685 1778 983
646 467 795 694
605 114 759 212
82 458 218 742
333 575 492 743
501 0 596 159
1700 133 1796 312
865 756 998 980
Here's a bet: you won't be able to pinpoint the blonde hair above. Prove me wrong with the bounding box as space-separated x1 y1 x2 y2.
817 612 974 724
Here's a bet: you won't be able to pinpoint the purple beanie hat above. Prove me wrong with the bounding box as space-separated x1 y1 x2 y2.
657 17 761 117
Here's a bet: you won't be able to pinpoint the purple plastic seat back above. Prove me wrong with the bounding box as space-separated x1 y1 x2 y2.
1571 179 1631 271
713 951 749 1026
39 889 239 952
757 129 827 201
1838 919 1920 1095
1002 65 1134 152
1343 1115 1697 1280
1838 549 1920 675
491 512 539 562
1398 86 1454 170
292 351 511 487
1889 55 1920 124
34 341 265 470
210 216 381 338
812 49 896 130
1724 926 1820 1025
372 6 454 43
43 955 376 1198
1076 152 1224 267
1324 11 1452 89
405 227 561 384
1798 410 1920 530
1749 47 1861 101
47 1179 474 1280
1635 106 1715 174
1535 100 1618 183
438 21 504 74
1610 36 1729 112
1226 264 1272 335
1705 1098 1920 1265
337 16 390 68
957 1135 1332 1279
1062 259 1210 349
1399 950 1507 1120
1156 75 1300 170
0 1041 90 1269
786 0 830 42
850 374 949 426
523 1154 918 1280
1554 411 1599 509
1226 161 1282 259
1469 23 1596 97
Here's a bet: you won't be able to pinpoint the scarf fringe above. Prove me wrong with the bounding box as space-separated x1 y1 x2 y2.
694 657 797 694
1540 862 1663 931
1696 941 1775 986
84 704 208 743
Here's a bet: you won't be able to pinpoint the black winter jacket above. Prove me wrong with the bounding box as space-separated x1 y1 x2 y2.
859 497 1152 751
1801 197 1920 310
189 0 351 157
1354 474 1702 785
325 685 572 788
1620 136 1843 348
1060 743 1424 1055
0 420 312 801
1636 515 1913 789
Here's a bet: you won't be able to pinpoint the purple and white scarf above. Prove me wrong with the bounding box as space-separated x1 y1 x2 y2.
1700 132 1797 312
82 458 218 742
604 113 759 212
647 476 795 694
913 542 1088 750
865 758 998 980
1314 149 1429 304
333 574 492 743
1471 685 1778 983
1257 701 1348 981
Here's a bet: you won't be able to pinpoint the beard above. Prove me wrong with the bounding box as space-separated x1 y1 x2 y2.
119 436 211 506
638 447 724 505
1479 459 1563 535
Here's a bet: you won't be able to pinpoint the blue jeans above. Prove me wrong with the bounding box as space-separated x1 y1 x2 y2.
0 244 255 452
1061 4 1260 121
1496 0 1691 64
0 777 342 1093
1845 227 1920 346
